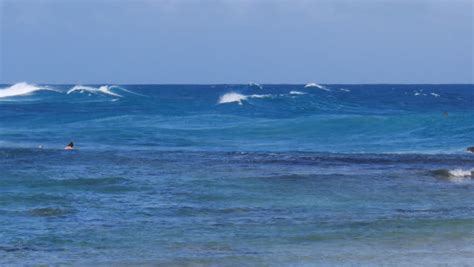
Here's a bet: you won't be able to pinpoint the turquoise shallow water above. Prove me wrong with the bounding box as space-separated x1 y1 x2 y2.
0 84 473 265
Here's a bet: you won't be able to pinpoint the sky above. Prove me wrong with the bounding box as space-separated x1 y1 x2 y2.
0 0 473 84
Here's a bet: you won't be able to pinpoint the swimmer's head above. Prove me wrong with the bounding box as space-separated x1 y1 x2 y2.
65 142 74 150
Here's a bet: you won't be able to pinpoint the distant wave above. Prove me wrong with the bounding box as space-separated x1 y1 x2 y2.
289 91 307 95
445 169 473 177
218 92 272 105
249 94 272 99
414 90 441 98
0 82 58 98
0 83 144 100
218 92 247 104
67 85 123 97
248 82 263 89
431 168 473 182
304 83 329 91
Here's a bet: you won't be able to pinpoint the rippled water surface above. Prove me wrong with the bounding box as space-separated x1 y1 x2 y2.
0 84 473 265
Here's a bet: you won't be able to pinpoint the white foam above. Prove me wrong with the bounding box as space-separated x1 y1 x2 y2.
448 168 473 177
218 92 248 105
218 92 273 105
430 93 440 97
446 169 473 183
67 85 122 97
248 82 263 89
0 82 57 98
414 90 427 96
249 94 272 99
304 83 329 91
340 88 350 92
289 91 307 95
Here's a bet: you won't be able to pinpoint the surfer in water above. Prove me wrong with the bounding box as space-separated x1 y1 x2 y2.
64 142 74 150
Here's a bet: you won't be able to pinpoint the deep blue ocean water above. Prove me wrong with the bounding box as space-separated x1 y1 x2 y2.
0 83 473 265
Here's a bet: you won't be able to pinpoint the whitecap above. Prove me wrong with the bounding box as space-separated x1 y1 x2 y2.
304 83 329 91
67 85 122 97
340 88 350 92
0 82 58 98
432 168 473 183
248 82 263 89
414 90 427 96
249 94 272 99
218 92 248 105
289 91 307 95
430 93 440 97
447 169 473 178
218 92 273 105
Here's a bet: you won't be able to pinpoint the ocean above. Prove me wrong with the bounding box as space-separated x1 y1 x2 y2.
0 83 473 265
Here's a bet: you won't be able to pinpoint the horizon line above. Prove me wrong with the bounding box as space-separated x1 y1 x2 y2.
1 82 473 86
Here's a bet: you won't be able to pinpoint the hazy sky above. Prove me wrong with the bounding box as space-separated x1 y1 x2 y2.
0 0 473 84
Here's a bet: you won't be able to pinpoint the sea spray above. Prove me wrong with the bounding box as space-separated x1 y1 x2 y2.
0 82 58 98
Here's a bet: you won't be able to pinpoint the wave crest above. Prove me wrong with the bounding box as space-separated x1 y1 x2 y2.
446 169 473 177
67 85 123 97
304 83 329 91
289 91 307 95
218 92 247 105
218 92 273 105
0 82 57 98
432 168 473 178
432 168 473 183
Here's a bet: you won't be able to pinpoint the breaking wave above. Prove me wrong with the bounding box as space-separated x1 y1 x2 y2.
445 169 473 177
248 82 263 89
0 82 58 98
289 91 307 95
0 83 143 99
218 92 247 104
414 90 440 98
304 83 329 91
218 92 273 105
431 168 473 182
67 85 124 97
